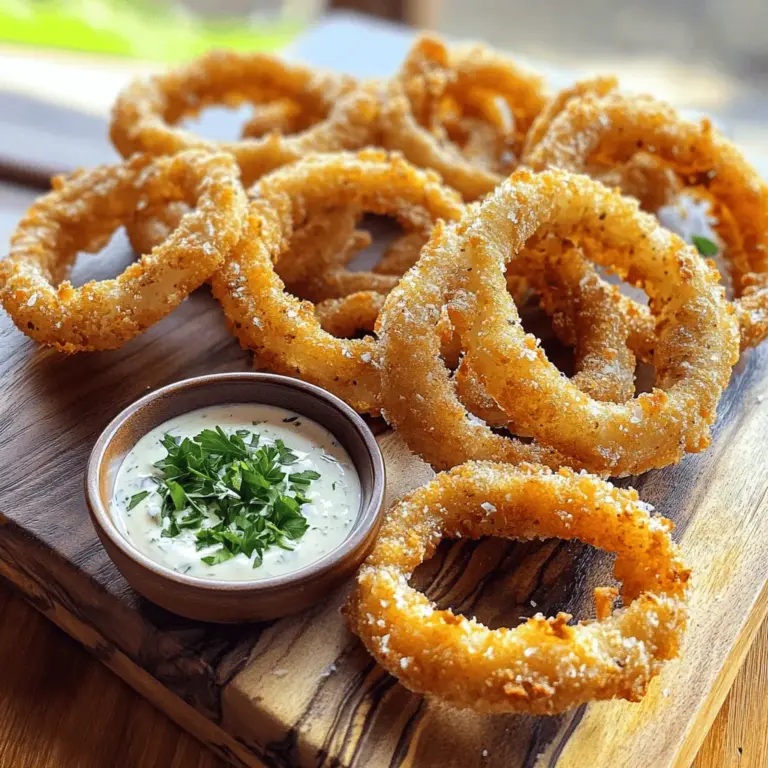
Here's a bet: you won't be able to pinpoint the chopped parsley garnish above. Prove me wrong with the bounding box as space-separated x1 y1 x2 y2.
127 490 150 511
692 235 718 257
135 426 317 568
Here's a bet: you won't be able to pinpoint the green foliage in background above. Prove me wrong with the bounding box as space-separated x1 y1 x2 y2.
0 0 299 60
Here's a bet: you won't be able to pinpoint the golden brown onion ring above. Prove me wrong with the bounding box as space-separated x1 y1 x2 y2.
211 150 464 414
523 78 682 210
454 236 637 430
345 461 690 714
522 75 619 157
454 168 738 476
110 51 378 186
0 150 246 352
378 217 578 471
381 35 548 200
524 91 768 350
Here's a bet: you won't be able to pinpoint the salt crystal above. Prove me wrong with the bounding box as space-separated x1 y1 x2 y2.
319 663 337 678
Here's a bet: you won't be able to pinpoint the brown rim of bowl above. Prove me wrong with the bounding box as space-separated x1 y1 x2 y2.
86 372 386 592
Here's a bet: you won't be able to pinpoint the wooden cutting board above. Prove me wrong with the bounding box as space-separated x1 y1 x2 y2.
1 20 768 768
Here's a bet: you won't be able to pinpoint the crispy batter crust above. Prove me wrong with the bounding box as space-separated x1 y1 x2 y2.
455 168 739 475
110 51 378 186
0 150 246 351
211 150 464 414
345 461 690 714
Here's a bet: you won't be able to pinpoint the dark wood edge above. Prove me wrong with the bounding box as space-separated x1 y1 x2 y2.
0 159 53 190
0 522 272 766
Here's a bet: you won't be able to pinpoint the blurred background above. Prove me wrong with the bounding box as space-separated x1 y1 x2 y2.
1 0 767 160
1 0 766 77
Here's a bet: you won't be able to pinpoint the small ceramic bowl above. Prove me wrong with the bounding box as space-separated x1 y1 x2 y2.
86 373 386 623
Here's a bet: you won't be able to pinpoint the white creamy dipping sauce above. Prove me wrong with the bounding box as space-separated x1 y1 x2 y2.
111 403 362 581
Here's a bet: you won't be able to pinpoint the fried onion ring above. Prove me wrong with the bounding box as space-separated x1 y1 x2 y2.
211 150 464 414
454 236 637 429
522 75 619 157
0 150 246 352
315 290 386 338
524 92 768 350
110 51 378 186
454 168 738 475
345 461 690 714
378 218 578 471
381 35 548 200
524 79 682 211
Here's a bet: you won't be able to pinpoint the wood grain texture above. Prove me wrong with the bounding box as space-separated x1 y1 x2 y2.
0 583 219 768
2 577 767 768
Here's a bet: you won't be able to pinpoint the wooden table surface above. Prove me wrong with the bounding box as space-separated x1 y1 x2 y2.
1 24 768 768
0 574 766 768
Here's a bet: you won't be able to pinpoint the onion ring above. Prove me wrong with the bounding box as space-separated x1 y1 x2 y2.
454 236 637 429
0 150 246 352
240 98 313 139
522 76 679 211
315 290 386 338
110 51 378 186
524 91 768 350
378 217 578 470
524 78 682 211
522 75 619 156
211 150 464 414
381 35 548 200
345 461 690 714
453 168 738 475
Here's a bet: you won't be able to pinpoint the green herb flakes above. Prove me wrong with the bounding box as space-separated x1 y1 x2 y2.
127 490 149 511
692 235 718 257
135 426 319 569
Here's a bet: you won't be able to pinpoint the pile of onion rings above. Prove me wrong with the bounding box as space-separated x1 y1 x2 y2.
379 168 739 476
4 32 767 717
110 50 379 187
211 150 464 414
